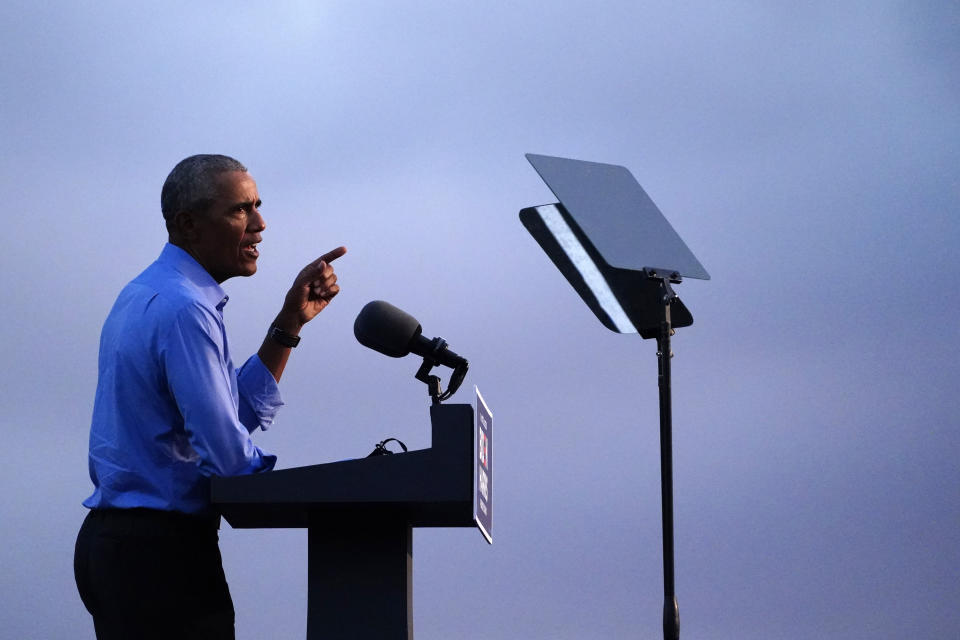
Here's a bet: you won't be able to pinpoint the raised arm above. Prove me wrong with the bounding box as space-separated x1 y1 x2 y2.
258 246 347 382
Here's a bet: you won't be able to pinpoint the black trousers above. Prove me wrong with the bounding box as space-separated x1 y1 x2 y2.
74 508 235 640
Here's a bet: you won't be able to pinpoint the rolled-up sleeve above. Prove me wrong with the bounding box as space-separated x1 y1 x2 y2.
162 302 277 477
237 354 284 433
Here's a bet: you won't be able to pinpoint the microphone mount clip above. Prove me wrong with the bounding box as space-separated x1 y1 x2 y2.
414 336 468 405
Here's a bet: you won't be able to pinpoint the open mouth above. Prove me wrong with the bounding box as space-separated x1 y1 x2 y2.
242 243 259 259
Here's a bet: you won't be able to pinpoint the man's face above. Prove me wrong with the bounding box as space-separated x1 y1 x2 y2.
188 170 265 283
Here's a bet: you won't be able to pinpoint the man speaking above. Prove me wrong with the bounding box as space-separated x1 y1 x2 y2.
73 154 346 639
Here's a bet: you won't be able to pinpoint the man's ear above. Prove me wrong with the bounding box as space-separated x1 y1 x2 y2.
172 210 200 241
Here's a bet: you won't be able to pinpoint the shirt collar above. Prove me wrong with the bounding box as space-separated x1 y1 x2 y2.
157 243 230 310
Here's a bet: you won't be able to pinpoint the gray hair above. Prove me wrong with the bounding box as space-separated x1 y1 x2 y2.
160 154 247 224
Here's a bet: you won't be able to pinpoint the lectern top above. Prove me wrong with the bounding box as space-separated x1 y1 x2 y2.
525 154 710 280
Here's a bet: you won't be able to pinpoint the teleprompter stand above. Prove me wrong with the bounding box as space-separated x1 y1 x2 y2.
520 154 710 640
211 402 480 639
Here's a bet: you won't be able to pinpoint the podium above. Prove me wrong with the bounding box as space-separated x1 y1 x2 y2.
211 403 478 639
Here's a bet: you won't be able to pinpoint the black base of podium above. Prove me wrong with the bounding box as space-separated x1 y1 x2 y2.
307 515 413 639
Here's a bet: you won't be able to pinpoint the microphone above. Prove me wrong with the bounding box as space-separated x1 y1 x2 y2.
354 300 468 369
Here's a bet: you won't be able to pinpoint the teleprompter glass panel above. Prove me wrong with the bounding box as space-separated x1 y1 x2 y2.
525 154 710 281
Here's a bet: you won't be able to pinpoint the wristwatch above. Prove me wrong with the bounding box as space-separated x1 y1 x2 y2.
268 324 301 348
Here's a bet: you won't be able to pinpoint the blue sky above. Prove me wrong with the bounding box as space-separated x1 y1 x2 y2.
2 2 958 638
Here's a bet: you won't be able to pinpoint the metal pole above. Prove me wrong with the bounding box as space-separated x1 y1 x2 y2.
657 294 680 640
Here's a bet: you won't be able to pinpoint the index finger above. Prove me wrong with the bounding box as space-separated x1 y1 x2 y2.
319 246 347 264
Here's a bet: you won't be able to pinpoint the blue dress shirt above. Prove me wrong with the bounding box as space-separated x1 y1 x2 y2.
83 243 281 515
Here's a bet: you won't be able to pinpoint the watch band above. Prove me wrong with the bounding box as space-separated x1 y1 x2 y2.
269 324 301 348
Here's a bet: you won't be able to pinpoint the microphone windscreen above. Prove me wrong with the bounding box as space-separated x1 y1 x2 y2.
354 300 422 358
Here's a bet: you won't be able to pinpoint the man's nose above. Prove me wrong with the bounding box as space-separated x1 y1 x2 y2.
249 208 266 232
